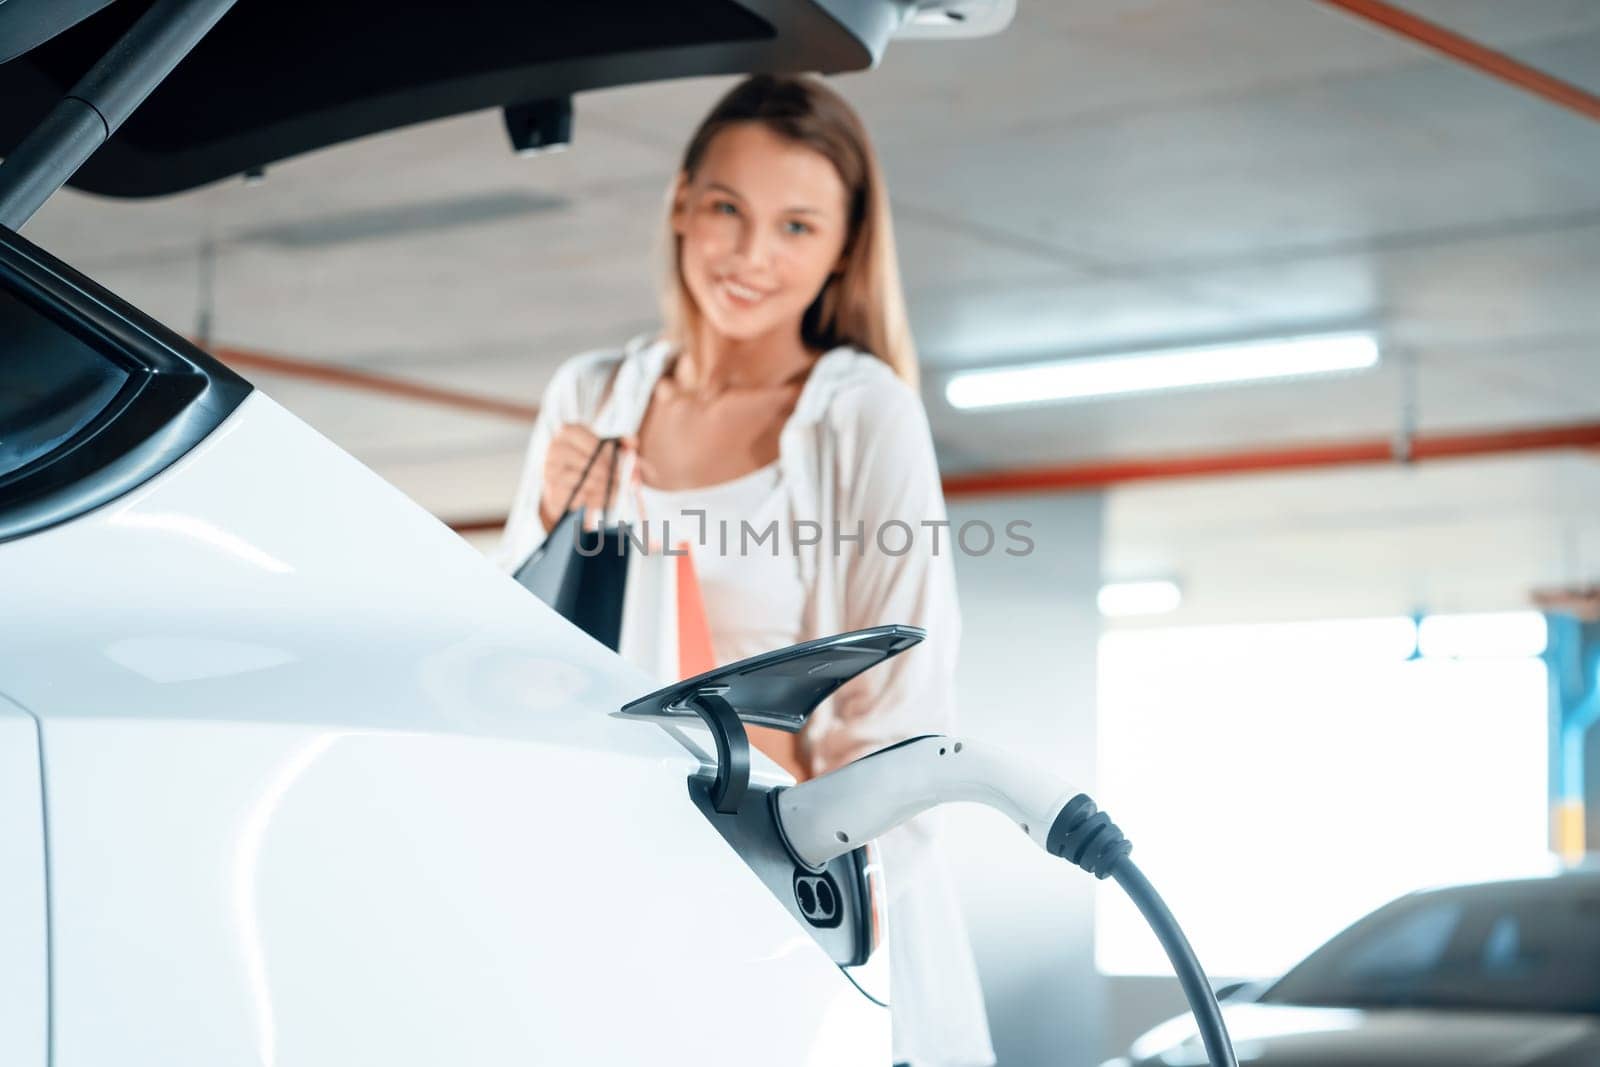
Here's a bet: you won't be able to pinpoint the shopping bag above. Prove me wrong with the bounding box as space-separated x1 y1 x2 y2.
617 545 677 685
674 547 716 680
568 524 630 650
617 534 718 685
514 505 583 613
514 436 630 649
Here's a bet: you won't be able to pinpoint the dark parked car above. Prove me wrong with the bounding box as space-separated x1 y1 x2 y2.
1120 869 1600 1067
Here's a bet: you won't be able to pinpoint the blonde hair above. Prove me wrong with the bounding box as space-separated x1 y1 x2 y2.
659 74 919 388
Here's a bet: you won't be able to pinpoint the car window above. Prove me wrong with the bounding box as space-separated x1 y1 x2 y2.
0 226 250 542
0 284 130 481
1264 883 1600 1014
1340 899 1463 982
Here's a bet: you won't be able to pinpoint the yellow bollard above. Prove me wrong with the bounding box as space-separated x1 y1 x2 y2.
1554 800 1586 864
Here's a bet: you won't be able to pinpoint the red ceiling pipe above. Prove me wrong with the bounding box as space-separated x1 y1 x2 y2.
446 420 1600 532
205 342 541 423
1317 0 1600 124
942 421 1600 498
942 439 1393 497
1410 422 1600 460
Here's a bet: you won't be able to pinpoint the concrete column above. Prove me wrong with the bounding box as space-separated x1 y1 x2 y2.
947 492 1105 1067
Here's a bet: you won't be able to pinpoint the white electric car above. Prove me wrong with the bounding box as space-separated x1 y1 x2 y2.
0 2 1010 1063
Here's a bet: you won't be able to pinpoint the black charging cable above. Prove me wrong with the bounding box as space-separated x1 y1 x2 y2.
1049 795 1238 1067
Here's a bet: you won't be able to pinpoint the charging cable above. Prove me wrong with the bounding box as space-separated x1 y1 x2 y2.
773 735 1238 1067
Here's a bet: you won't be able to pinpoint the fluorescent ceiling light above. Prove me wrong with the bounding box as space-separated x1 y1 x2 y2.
945 332 1380 410
1418 612 1548 659
1102 616 1419 662
1098 580 1182 618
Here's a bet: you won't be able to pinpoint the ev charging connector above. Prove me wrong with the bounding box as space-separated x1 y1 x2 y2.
773 734 1239 1067
619 627 1239 1067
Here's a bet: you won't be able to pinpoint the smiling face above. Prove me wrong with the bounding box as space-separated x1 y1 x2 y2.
671 122 852 349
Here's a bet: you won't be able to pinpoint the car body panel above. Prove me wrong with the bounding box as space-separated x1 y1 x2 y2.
0 392 887 1064
1125 872 1600 1067
1130 1002 1600 1067
0 697 47 1067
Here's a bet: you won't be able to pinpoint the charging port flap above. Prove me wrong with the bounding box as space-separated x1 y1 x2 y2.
617 624 924 732
616 625 924 815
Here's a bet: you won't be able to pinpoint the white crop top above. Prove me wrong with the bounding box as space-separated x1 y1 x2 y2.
626 457 808 666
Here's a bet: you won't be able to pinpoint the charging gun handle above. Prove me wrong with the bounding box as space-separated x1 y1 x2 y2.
773 735 1079 870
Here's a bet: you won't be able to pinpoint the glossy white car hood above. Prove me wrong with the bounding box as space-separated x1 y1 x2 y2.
0 393 884 1066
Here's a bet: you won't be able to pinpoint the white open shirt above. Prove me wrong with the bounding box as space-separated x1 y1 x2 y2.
495 335 995 1067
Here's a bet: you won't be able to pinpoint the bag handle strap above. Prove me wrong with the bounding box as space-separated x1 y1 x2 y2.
600 436 620 525
555 435 622 524
597 342 657 534
552 347 636 524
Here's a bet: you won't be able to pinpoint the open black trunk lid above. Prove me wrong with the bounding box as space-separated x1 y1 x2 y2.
0 0 905 198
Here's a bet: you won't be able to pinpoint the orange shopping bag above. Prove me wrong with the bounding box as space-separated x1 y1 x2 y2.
674 543 716 680
616 538 719 685
615 446 718 683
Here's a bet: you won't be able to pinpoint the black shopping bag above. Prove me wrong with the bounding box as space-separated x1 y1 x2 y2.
566 521 629 650
513 437 631 650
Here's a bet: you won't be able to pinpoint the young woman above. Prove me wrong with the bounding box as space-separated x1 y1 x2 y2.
496 75 994 1067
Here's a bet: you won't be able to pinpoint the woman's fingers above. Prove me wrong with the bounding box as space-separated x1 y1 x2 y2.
544 424 639 522
554 425 641 468
557 422 603 450
547 426 604 470
574 466 622 508
545 426 607 486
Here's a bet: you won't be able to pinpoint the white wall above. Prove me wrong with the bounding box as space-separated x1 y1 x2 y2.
946 492 1105 1067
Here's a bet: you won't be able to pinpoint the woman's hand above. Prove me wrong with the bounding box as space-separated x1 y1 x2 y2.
538 424 637 532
